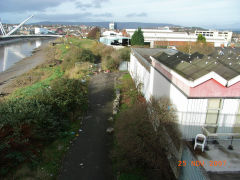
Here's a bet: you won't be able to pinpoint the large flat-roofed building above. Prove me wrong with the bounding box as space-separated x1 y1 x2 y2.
129 47 240 139
195 30 232 44
126 28 233 48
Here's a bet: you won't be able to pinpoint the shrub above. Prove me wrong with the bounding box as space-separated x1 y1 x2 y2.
148 97 181 149
101 51 122 70
79 49 97 63
87 27 101 39
177 42 214 55
61 47 97 71
35 78 88 115
118 48 131 61
0 78 88 176
197 34 206 43
114 99 181 179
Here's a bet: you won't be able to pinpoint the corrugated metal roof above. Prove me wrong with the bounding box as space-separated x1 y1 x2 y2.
134 47 240 81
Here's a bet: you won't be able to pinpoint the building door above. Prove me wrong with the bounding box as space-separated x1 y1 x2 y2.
205 99 222 125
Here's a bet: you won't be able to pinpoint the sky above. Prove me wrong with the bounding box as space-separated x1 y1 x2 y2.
0 0 239 29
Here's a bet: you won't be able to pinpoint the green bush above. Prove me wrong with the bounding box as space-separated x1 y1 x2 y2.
113 101 180 179
79 49 97 63
118 48 131 61
0 78 88 176
61 47 97 71
35 78 88 114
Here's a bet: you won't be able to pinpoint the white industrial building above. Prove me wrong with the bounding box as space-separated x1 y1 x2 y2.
34 27 49 35
101 30 122 37
129 48 240 139
126 27 233 47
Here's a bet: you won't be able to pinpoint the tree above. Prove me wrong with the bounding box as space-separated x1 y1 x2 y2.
131 27 144 46
87 27 101 39
197 34 206 43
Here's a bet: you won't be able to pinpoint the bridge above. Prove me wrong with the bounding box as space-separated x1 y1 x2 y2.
0 34 62 41
0 15 62 40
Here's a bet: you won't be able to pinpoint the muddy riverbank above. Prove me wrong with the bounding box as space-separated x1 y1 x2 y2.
0 43 49 93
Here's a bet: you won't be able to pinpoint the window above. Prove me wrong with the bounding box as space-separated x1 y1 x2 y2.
205 99 222 125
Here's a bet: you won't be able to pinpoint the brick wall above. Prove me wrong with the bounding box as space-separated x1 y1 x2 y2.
154 41 214 47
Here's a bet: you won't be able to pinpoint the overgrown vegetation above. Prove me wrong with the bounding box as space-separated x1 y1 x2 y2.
112 73 181 180
0 36 131 178
87 27 101 40
0 39 92 178
177 42 214 55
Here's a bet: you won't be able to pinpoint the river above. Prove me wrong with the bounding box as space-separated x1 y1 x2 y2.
0 38 54 73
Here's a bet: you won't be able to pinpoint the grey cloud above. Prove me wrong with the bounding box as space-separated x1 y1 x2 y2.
94 13 112 17
0 0 74 12
126 12 148 17
75 0 109 9
35 12 113 22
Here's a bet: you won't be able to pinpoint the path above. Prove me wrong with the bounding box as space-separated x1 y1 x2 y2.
59 72 117 180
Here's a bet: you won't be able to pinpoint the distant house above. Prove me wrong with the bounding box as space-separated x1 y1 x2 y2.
129 47 240 139
34 27 49 35
100 31 130 46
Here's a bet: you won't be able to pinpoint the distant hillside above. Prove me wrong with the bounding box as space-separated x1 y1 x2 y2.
29 21 177 29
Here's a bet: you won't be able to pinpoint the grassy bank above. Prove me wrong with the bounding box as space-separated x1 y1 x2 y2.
0 37 131 179
0 38 93 179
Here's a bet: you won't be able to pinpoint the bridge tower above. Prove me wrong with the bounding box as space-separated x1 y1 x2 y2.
0 15 33 37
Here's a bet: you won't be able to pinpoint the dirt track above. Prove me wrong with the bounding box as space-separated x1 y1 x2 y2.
59 72 118 180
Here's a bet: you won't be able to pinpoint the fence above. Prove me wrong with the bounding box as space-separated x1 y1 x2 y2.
176 111 240 140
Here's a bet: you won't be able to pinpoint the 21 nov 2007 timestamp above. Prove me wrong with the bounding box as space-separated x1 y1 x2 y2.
178 160 227 167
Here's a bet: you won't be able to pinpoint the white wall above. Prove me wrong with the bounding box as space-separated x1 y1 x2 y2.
218 99 239 127
129 54 152 101
129 51 240 131
150 66 188 112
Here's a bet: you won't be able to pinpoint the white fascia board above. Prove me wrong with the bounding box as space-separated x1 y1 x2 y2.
228 75 240 87
192 72 227 87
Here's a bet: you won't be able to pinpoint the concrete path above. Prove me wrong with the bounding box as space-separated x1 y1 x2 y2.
59 73 116 180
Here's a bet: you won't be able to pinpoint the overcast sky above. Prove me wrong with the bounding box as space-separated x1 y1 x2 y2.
0 0 239 29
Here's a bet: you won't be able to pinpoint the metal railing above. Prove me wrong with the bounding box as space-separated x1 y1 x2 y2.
176 111 240 140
